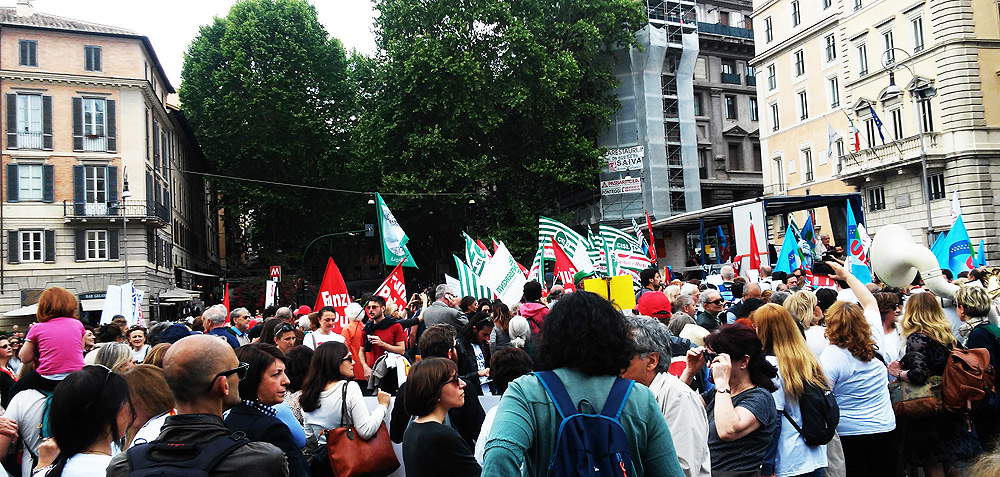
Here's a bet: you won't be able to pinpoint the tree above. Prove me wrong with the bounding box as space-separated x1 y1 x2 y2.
356 0 645 263
180 0 359 269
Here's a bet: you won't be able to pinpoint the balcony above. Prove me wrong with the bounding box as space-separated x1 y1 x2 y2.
745 75 756 86
697 22 754 39
63 199 169 227
721 72 742 85
837 133 941 179
12 131 46 150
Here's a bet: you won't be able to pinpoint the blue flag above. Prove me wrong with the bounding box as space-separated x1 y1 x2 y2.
976 240 988 267
868 104 886 145
717 225 728 263
775 224 802 274
845 200 872 283
934 216 974 274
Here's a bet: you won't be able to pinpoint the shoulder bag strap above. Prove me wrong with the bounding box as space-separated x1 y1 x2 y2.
532 371 576 419
781 409 805 435
599 377 635 419
339 380 354 429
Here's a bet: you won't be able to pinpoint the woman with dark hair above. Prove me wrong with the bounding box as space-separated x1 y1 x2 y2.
482 291 684 476
281 345 314 424
300 341 390 477
458 296 479 318
0 337 17 407
875 291 904 361
223 343 308 477
681 323 779 475
402 358 480 476
127 326 150 363
517 281 548 336
456 312 494 396
260 318 297 355
477 298 492 314
490 302 512 352
34 365 132 476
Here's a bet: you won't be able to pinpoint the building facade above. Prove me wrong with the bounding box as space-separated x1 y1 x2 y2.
752 0 1000 259
0 2 221 324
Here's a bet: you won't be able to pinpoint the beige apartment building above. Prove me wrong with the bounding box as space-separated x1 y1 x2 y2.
0 1 221 324
751 0 1000 259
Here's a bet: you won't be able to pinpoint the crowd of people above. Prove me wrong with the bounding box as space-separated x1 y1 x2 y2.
0 260 997 476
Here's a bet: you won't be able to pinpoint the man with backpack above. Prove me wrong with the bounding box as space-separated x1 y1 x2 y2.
106 335 288 476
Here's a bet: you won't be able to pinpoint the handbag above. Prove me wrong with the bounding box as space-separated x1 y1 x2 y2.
888 375 944 417
324 381 399 477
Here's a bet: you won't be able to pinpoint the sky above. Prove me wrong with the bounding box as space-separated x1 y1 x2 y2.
18 0 378 88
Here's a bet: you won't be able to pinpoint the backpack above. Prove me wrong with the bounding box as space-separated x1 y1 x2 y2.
126 432 250 477
780 382 839 446
942 347 996 411
533 371 636 477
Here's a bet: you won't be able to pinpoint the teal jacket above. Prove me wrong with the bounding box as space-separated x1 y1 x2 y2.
481 368 685 477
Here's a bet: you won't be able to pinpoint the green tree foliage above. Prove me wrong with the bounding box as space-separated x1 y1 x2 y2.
356 0 645 262
180 0 358 266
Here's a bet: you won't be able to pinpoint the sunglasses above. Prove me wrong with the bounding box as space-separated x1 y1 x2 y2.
207 362 249 391
708 299 725 305
0 344 9 349
343 355 354 363
277 323 296 333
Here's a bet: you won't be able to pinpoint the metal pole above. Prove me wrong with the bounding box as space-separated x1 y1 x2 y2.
915 94 932 245
122 209 129 282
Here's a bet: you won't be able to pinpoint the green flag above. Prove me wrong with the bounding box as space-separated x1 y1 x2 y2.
453 255 491 299
463 232 491 276
376 193 417 268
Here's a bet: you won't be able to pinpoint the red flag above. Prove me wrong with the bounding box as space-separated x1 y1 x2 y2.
491 239 500 255
644 210 657 261
222 283 231 323
476 239 491 256
748 222 762 273
374 262 408 310
516 260 529 278
551 238 579 292
313 257 352 333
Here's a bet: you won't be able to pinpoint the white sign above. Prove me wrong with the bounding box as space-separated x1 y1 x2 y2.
479 243 528 308
600 177 642 196
606 146 644 172
265 280 277 308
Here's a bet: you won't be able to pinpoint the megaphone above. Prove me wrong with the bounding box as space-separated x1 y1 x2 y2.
870 224 957 298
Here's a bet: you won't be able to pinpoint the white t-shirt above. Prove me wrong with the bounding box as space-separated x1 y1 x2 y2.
648 372 712 477
768 357 827 477
819 345 895 436
128 412 170 448
304 330 345 350
882 328 904 363
302 380 386 444
52 453 112 476
131 344 151 363
5 389 46 477
804 326 829 359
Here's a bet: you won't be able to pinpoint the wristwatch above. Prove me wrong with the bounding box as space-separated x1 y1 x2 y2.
716 388 731 394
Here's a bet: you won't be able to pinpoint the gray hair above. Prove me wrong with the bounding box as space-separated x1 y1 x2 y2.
203 306 227 325
94 342 133 372
229 307 249 321
435 284 454 300
679 283 698 296
626 315 672 372
700 289 721 305
668 312 695 336
759 265 772 276
721 265 735 280
672 294 694 313
508 315 531 348
769 291 791 305
274 307 293 320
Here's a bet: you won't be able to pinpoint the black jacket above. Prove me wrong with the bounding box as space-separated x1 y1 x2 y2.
390 378 486 447
455 336 491 396
106 414 288 476
224 404 310 477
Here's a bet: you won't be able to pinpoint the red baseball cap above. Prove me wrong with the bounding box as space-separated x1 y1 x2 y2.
295 305 312 316
636 292 672 320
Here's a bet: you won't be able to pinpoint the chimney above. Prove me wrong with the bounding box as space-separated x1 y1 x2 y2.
16 0 34 18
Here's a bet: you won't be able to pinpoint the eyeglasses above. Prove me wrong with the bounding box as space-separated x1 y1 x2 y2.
708 299 725 305
441 375 461 388
207 362 249 391
365 305 381 310
0 344 9 349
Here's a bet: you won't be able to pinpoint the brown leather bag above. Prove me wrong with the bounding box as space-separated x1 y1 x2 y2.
325 382 399 477
942 347 996 411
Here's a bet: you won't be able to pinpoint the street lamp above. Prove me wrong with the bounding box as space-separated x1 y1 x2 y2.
881 47 937 245
121 175 131 283
301 229 367 265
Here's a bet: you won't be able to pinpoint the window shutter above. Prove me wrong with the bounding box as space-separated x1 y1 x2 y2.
72 98 83 151
106 100 116 152
6 94 17 149
152 120 160 167
74 229 86 261
145 109 150 162
7 230 19 264
146 230 155 263
42 165 53 203
108 229 120 261
44 229 55 263
106 166 118 214
42 96 52 149
7 164 18 203
145 170 154 216
73 165 85 215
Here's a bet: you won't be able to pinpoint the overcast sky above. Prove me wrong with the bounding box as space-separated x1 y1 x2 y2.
20 0 377 88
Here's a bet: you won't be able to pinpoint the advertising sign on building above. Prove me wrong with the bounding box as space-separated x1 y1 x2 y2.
600 177 642 196
605 146 644 172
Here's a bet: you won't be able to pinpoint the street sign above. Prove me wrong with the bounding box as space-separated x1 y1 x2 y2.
269 265 282 282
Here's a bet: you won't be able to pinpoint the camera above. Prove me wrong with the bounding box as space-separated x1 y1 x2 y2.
812 262 834 276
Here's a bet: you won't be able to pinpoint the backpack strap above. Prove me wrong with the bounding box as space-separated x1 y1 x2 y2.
127 432 249 473
781 410 805 435
599 377 634 419
533 371 577 419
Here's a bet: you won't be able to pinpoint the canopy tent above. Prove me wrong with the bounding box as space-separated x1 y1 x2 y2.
157 288 200 302
2 304 36 317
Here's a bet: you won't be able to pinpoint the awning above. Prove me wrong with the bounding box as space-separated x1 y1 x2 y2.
2 304 36 317
158 287 200 302
176 267 220 278
81 299 104 312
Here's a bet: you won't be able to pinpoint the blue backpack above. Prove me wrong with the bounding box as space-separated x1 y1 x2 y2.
534 371 636 477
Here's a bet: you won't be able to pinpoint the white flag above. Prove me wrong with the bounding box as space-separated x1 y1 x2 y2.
479 243 528 307
445 274 461 295
950 191 962 223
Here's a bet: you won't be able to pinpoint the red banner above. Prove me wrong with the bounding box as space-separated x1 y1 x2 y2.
551 238 579 292
374 262 408 310
222 283 230 323
644 209 657 261
313 257 352 333
748 222 762 273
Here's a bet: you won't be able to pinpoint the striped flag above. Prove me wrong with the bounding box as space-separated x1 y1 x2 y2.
538 216 593 271
588 227 607 273
599 225 652 284
463 232 491 276
527 243 545 282
453 255 492 299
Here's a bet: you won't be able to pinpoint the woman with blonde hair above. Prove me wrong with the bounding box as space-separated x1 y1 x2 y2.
888 292 979 476
88 342 135 373
754 303 830 476
784 290 829 358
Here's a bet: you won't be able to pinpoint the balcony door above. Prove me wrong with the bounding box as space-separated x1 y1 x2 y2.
84 166 107 215
16 95 42 149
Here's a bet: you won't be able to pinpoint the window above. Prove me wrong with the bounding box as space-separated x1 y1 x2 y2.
725 95 738 119
721 62 735 75
883 31 895 64
82 98 106 136
18 164 43 201
912 17 925 52
791 0 801 26
829 77 840 108
802 148 814 182
867 186 886 211
746 65 756 77
865 118 876 148
750 97 759 121
765 17 773 42
825 35 837 61
84 166 107 205
794 50 805 76
695 57 708 80
824 0 832 8
728 143 743 170
86 230 108 260
767 64 777 90
18 40 36 67
720 11 730 25
19 231 43 262
16 94 42 149
854 0 862 10
753 145 762 171
798 91 809 120
773 157 786 191
770 103 780 131
857 43 869 76
891 108 903 140
927 173 946 200
919 98 934 132
835 139 845 158
84 45 101 71
694 93 703 116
